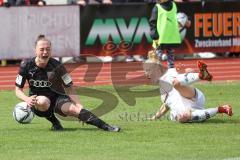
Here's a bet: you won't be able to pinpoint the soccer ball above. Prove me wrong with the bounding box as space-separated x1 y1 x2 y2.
13 102 34 124
177 12 189 42
177 12 189 29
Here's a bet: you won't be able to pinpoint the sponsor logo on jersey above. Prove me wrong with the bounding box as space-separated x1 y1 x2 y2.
29 79 52 88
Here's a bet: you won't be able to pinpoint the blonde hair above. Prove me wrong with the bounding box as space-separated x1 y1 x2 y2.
146 50 159 63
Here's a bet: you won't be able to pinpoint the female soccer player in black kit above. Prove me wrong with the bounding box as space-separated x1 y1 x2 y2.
15 34 120 132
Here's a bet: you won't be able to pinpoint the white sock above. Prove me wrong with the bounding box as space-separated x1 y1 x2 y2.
176 73 199 86
205 108 218 116
190 108 218 122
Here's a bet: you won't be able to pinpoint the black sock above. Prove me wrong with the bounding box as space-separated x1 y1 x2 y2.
156 48 162 60
78 109 109 130
46 115 61 125
167 49 175 68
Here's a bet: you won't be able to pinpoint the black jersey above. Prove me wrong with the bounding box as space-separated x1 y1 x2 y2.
15 57 73 100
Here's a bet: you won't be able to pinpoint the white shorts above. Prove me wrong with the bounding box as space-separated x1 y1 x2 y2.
165 88 205 121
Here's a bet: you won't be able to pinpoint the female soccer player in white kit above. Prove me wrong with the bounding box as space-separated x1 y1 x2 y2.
144 60 233 123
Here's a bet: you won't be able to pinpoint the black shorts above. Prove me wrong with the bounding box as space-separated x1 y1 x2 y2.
157 44 180 50
31 95 72 118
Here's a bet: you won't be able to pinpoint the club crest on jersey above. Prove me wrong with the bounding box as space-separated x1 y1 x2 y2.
61 73 72 85
16 74 23 85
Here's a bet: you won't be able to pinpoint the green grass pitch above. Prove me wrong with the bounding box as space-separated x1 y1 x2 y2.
0 82 240 160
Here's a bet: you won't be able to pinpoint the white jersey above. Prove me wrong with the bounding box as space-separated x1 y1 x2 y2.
159 68 178 94
159 68 205 121
162 88 205 121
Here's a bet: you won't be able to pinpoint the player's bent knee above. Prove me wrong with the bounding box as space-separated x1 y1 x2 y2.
35 96 50 111
68 105 78 115
62 103 81 117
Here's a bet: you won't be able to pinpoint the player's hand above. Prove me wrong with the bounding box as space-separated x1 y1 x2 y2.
177 113 190 123
102 0 112 4
148 116 157 121
77 0 86 6
25 95 37 107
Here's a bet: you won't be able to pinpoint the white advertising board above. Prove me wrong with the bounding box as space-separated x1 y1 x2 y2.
0 5 80 59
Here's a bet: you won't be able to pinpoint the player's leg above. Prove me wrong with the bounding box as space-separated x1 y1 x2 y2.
159 70 196 98
155 47 163 61
190 108 218 122
160 71 208 99
35 96 51 111
171 88 204 122
173 61 213 86
174 72 200 86
177 105 232 123
165 90 193 122
172 80 196 99
33 96 63 131
55 96 120 132
190 105 233 122
78 108 120 132
166 48 175 68
160 69 200 94
157 46 175 69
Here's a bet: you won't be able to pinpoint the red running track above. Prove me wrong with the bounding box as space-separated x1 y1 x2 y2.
1 58 240 90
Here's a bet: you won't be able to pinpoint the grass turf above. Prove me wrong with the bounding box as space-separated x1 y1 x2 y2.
0 82 240 160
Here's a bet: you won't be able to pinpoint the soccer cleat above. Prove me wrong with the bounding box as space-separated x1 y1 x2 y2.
218 104 233 116
51 123 64 131
102 124 121 132
197 61 213 81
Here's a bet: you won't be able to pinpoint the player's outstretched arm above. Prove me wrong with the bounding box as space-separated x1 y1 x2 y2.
15 87 37 107
150 103 169 120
